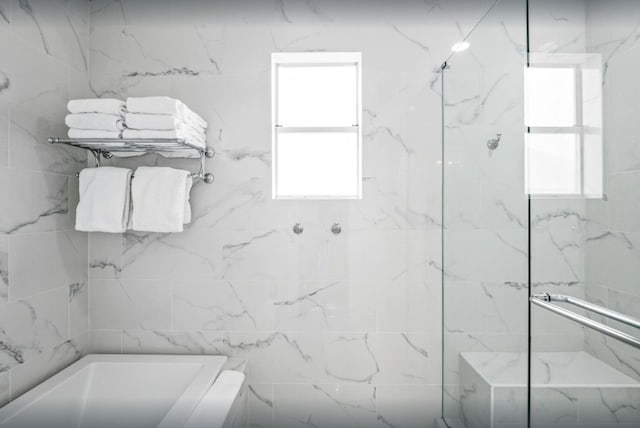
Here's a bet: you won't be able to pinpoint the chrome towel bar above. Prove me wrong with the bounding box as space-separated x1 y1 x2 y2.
49 138 215 184
531 293 640 350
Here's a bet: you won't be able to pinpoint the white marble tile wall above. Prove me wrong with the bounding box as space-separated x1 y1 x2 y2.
84 1 495 427
0 0 90 404
583 0 640 383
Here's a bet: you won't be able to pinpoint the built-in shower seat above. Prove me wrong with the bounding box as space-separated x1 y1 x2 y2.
460 351 640 428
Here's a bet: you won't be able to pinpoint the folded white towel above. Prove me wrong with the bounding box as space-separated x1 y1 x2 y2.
124 113 205 132
65 113 125 131
68 129 122 139
67 98 125 116
122 129 205 147
126 97 208 129
75 167 132 233
130 167 193 233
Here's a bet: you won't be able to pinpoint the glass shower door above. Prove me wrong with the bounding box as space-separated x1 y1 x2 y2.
441 1 529 427
528 0 640 426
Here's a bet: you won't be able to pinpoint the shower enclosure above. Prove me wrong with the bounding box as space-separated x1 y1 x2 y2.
441 0 640 427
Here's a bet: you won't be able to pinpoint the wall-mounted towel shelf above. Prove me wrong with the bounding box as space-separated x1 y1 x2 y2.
49 138 215 184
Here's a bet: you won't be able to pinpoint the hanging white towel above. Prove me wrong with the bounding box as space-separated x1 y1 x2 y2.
65 113 125 131
184 176 193 224
130 167 193 233
75 167 132 233
67 98 126 116
126 97 208 129
124 113 205 132
68 129 122 139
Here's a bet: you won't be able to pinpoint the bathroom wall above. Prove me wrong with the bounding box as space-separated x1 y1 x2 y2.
84 0 492 426
584 0 640 381
0 0 90 405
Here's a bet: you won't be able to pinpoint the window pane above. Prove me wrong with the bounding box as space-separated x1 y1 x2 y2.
276 132 359 197
525 67 576 127
526 133 580 195
277 65 357 127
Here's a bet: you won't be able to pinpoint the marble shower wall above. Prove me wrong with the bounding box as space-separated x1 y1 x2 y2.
85 1 493 427
0 0 90 405
584 0 640 382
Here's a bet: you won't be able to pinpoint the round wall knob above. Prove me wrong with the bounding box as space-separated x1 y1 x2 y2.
293 223 304 235
331 223 341 235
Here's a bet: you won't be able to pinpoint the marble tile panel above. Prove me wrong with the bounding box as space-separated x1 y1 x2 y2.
0 287 68 373
89 279 170 330
172 280 275 331
0 168 70 235
273 383 377 428
122 330 224 355
376 384 441 428
224 332 323 384
9 230 87 300
248 384 274 428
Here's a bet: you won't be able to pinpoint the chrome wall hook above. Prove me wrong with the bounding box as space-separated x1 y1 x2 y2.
293 223 304 235
331 223 341 235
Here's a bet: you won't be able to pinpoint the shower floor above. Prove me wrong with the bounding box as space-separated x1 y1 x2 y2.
458 351 640 428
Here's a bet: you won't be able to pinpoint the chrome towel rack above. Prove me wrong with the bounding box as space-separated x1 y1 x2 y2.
531 293 640 350
49 138 215 184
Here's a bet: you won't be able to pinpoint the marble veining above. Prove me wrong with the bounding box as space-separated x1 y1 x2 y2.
225 333 312 363
122 330 224 355
0 288 69 374
17 0 49 54
325 334 380 384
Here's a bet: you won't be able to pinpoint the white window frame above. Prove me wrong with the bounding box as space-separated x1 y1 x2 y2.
271 52 362 200
525 53 603 199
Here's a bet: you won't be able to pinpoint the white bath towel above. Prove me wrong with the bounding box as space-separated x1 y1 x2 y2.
124 113 205 132
68 129 122 139
75 167 132 233
130 167 193 233
65 113 125 131
67 98 125 116
122 129 206 147
184 177 193 224
126 97 208 129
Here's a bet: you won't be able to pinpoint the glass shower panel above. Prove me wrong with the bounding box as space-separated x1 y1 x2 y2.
529 0 640 426
441 1 528 427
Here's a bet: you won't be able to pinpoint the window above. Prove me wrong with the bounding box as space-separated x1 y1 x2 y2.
525 53 603 198
272 52 362 199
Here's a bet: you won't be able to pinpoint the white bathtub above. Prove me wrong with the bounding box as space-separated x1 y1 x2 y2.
0 354 246 428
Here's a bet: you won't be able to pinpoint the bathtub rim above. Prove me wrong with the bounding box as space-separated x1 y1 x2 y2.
0 353 229 427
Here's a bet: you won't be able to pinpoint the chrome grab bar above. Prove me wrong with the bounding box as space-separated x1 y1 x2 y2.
534 293 640 330
531 293 640 350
